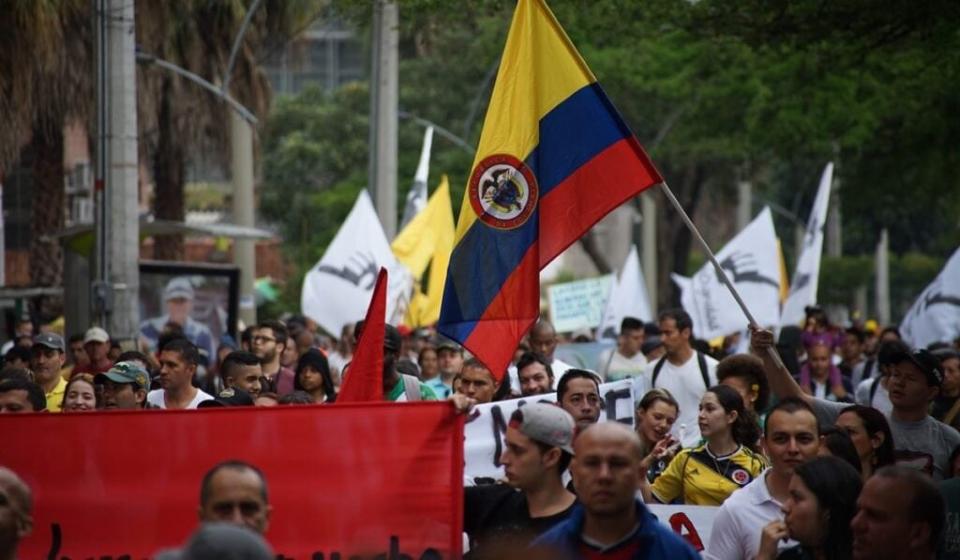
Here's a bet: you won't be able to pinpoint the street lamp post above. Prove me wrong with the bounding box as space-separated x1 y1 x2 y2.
135 52 260 327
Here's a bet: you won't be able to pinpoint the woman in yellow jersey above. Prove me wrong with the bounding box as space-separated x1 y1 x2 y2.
639 384 767 506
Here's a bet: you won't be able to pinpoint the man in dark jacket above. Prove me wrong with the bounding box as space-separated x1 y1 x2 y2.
532 422 698 559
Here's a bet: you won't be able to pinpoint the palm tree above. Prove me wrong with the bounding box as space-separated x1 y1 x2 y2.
136 0 314 260
0 1 92 307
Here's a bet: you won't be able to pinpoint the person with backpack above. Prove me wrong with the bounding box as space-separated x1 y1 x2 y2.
643 309 718 447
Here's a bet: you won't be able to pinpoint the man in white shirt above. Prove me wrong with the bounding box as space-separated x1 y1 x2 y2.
147 338 213 409
706 398 821 559
596 317 647 381
643 309 717 447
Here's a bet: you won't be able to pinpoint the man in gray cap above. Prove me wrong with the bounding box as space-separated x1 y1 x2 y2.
139 276 215 366
29 333 67 412
463 402 578 554
96 361 151 410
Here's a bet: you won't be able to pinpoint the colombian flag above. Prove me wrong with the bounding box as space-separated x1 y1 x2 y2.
438 0 663 379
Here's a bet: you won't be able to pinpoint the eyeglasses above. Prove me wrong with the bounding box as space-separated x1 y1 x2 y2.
252 335 276 344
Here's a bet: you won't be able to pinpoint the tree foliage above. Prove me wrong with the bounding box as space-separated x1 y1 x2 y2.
261 0 960 315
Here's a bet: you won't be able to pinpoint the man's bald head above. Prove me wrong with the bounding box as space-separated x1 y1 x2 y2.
571 422 643 517
575 422 644 459
529 320 559 361
0 468 31 518
0 466 33 549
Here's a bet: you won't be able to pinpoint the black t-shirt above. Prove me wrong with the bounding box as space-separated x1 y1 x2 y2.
464 484 575 556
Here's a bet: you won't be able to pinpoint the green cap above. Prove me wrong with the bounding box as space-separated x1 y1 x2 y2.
95 361 150 391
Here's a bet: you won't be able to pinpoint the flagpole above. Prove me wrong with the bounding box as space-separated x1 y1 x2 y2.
658 182 788 369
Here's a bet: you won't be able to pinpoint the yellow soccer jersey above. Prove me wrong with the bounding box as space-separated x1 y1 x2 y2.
651 444 767 506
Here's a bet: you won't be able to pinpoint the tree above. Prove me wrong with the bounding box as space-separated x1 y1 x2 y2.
262 0 959 316
0 1 91 312
135 0 291 260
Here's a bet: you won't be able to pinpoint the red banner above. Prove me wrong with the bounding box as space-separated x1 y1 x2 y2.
0 402 463 558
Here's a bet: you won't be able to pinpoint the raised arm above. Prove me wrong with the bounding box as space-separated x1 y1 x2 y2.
748 326 810 404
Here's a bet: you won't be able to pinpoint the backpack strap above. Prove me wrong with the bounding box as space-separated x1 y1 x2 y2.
697 351 710 390
869 376 881 404
943 398 960 428
652 352 711 390
401 374 422 402
652 356 667 387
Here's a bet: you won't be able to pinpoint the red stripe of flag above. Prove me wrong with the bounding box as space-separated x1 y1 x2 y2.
539 137 661 267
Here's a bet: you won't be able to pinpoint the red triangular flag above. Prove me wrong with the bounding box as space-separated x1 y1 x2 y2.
337 268 388 403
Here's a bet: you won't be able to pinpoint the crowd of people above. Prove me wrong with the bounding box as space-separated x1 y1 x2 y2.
2 304 960 559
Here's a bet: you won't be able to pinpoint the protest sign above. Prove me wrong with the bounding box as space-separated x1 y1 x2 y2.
0 402 463 559
464 379 634 480
648 504 718 553
547 275 613 333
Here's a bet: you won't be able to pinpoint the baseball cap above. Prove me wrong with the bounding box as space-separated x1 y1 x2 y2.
904 349 945 387
96 361 151 391
84 326 110 344
384 324 402 352
197 388 255 408
164 277 195 302
436 338 463 353
508 403 576 455
33 333 64 352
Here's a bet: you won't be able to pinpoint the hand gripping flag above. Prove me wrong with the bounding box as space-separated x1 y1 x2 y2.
438 0 662 380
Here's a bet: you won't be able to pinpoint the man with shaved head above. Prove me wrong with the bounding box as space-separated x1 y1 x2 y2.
532 423 698 558
528 320 574 378
0 467 33 559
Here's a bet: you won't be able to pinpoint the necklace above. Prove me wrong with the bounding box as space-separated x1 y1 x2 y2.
706 444 738 480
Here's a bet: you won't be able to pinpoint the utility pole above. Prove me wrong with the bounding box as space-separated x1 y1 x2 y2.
875 228 891 325
368 0 399 238
95 0 140 342
231 113 257 326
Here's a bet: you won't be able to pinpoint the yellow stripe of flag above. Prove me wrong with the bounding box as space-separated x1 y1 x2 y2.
454 0 597 242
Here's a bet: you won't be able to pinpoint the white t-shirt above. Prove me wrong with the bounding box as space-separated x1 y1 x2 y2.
645 352 718 447
597 348 648 381
706 470 797 560
147 388 213 410
855 376 893 415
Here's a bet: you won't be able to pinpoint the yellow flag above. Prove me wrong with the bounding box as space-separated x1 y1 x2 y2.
777 238 790 303
392 175 455 326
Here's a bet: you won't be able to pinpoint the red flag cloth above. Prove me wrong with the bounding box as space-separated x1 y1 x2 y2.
337 267 387 402
0 403 463 558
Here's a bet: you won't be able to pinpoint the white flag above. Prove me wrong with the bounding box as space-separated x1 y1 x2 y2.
399 126 434 229
901 248 960 348
674 207 782 340
301 190 413 336
781 163 834 326
598 245 654 339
